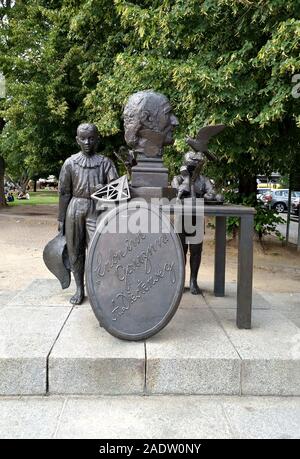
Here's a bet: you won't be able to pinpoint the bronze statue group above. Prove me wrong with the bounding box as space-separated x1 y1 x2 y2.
45 90 224 305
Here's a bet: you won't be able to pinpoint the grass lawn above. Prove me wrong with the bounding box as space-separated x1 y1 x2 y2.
8 190 59 206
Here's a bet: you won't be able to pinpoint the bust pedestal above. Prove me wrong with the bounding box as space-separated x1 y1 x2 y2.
130 154 176 201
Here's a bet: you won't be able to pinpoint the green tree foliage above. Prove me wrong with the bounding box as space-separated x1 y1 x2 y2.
0 0 85 187
0 0 300 201
88 0 300 191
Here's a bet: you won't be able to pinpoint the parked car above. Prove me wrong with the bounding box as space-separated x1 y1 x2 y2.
291 197 300 216
256 188 271 201
262 189 300 213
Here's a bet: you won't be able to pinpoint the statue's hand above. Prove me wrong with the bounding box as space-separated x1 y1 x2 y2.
179 182 190 193
178 182 191 199
204 192 215 201
215 193 224 202
93 183 104 192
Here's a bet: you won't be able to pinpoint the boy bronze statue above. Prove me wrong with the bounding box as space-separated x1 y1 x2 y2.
57 123 118 304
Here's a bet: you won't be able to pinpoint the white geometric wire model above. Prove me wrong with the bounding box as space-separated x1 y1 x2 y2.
91 175 131 203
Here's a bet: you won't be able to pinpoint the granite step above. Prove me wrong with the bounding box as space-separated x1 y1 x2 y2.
0 279 299 396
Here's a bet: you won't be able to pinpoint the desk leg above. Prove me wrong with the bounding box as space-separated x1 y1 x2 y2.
214 216 226 297
237 215 254 329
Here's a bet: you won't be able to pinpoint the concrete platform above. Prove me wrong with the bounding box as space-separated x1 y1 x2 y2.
145 308 241 395
49 308 145 395
1 279 299 396
0 306 71 395
8 279 76 307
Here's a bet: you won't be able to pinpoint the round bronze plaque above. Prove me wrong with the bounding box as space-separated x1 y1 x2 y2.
86 201 185 340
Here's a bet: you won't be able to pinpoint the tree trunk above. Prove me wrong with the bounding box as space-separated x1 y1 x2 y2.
0 155 7 207
238 174 257 196
19 174 29 194
238 173 257 204
33 179 37 192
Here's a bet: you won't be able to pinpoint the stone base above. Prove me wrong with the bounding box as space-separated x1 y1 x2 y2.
49 308 145 395
0 279 299 396
131 156 169 188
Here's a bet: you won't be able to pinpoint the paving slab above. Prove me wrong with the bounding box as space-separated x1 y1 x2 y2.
49 308 145 395
145 308 241 395
179 290 207 309
0 397 64 439
0 290 19 308
259 291 300 313
0 395 299 439
201 281 238 296
0 306 71 395
55 395 233 439
202 282 270 310
281 312 300 328
222 397 300 439
8 278 76 307
213 309 300 395
204 292 270 310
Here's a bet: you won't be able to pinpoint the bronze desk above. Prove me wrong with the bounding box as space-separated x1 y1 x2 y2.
162 203 256 329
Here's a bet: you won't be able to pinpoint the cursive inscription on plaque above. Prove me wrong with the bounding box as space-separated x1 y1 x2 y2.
111 262 176 321
93 231 147 284
93 232 177 321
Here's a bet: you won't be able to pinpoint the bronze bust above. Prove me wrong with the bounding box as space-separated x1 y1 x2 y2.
123 90 179 159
